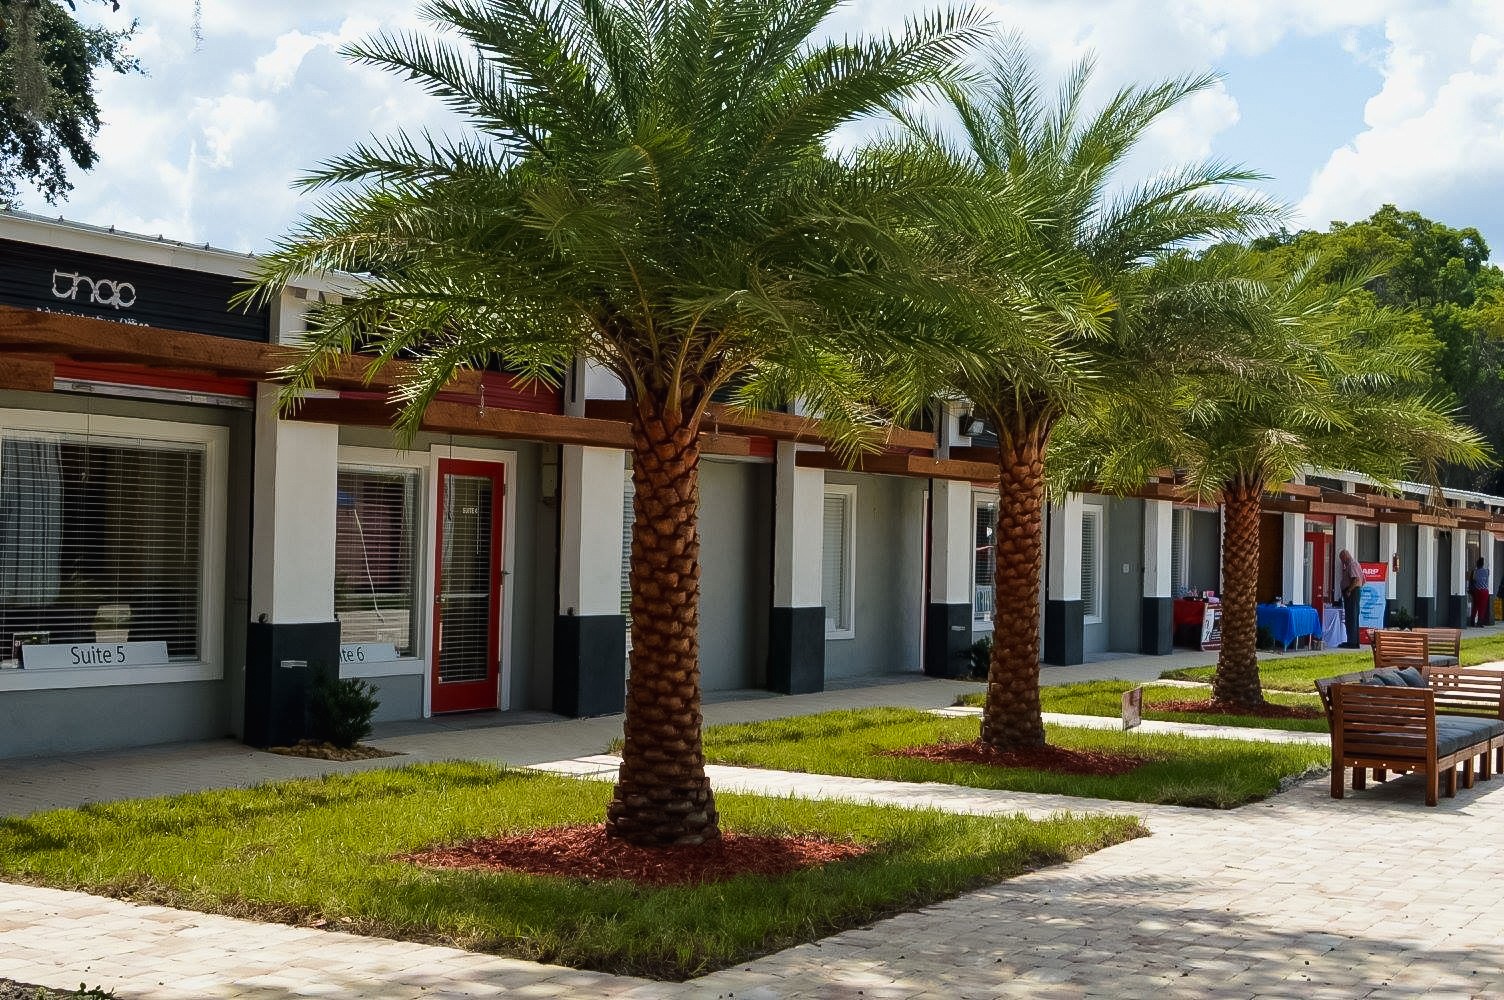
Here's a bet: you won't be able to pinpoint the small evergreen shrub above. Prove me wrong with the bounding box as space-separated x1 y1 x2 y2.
968 635 993 679
1255 625 1275 650
310 675 380 748
1389 607 1416 630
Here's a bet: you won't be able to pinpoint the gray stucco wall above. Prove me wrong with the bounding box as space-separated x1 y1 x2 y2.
338 427 557 715
1397 524 1418 613
1189 510 1221 597
359 673 424 722
1105 497 1144 654
697 460 772 692
822 472 925 680
0 389 252 758
0 680 230 759
1356 524 1380 563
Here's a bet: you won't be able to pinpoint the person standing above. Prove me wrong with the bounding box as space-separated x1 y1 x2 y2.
1469 556 1491 627
1338 549 1363 648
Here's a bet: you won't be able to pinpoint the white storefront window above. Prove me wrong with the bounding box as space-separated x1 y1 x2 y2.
0 411 226 689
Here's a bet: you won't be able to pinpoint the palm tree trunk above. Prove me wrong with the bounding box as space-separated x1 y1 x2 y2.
1211 477 1265 708
980 410 1049 752
605 398 719 846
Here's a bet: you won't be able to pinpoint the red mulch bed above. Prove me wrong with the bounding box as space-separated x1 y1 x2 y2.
397 824 868 887
884 740 1148 776
1153 698 1323 720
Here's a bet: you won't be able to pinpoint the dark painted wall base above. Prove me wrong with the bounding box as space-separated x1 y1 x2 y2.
553 613 626 718
1414 596 1435 627
925 603 974 678
1445 594 1467 628
769 606 824 694
1044 599 1084 666
1384 599 1398 627
1139 597 1173 655
244 620 340 748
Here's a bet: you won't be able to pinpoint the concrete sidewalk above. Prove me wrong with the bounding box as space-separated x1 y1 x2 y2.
3 636 1504 998
2 762 1502 999
0 637 1367 817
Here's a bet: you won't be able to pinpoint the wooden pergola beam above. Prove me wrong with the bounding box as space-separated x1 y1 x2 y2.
585 398 934 451
793 449 995 483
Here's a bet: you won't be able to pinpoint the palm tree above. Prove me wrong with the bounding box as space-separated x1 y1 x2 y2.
897 45 1275 751
246 0 987 846
1056 247 1490 708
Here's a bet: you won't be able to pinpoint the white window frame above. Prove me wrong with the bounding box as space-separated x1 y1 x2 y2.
335 446 430 680
972 490 999 625
823 483 857 640
0 409 228 691
1171 507 1191 596
1081 503 1105 626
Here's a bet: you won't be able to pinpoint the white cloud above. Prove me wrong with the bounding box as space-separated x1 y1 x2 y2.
23 0 1503 255
1297 2 1504 245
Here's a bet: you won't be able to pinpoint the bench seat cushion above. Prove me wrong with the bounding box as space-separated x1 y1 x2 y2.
1435 716 1504 757
1370 669 1407 686
1430 654 1461 667
1397 667 1426 687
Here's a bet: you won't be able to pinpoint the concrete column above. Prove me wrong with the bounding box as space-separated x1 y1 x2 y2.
246 384 340 747
1281 512 1305 606
1449 527 1469 627
1044 493 1084 665
1140 499 1173 654
769 442 825 693
1483 531 1496 625
1380 522 1399 624
925 479 974 677
553 445 627 717
1335 515 1358 564
1416 526 1437 626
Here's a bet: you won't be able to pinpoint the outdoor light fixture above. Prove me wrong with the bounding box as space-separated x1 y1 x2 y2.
958 413 986 437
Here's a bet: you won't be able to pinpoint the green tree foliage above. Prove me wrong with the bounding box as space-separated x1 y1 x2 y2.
249 0 988 846
889 44 1275 750
1054 246 1488 707
0 0 138 205
1254 206 1504 491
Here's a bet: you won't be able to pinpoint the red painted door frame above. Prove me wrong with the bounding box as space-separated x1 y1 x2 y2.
430 458 506 713
1306 531 1329 617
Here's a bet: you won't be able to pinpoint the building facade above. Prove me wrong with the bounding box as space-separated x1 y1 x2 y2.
2 213 1501 759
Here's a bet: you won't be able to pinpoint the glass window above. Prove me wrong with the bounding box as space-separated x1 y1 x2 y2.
974 495 997 622
1082 505 1103 624
822 487 855 637
335 467 420 657
0 432 205 666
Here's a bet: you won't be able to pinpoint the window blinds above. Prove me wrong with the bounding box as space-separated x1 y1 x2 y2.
1170 509 1187 594
822 493 851 633
974 501 997 620
0 432 205 663
335 467 419 656
1081 508 1101 620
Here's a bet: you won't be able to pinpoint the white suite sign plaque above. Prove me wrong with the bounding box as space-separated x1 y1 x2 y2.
52 269 137 310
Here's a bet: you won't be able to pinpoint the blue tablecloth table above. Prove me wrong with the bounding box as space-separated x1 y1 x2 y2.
1256 603 1321 650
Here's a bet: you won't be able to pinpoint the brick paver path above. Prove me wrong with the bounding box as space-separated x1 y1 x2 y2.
3 761 1503 998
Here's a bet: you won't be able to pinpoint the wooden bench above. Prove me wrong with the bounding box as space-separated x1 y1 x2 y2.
1417 627 1462 667
1371 630 1429 671
1320 665 1504 806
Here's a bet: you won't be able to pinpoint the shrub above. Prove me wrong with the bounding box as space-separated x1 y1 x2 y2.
1255 625 1275 650
309 675 380 748
1388 607 1416 630
967 635 992 679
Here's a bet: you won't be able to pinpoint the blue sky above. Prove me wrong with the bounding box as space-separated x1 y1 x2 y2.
20 1 1504 257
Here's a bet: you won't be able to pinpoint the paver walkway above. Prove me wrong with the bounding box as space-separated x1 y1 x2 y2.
2 765 1502 999
4 640 1504 998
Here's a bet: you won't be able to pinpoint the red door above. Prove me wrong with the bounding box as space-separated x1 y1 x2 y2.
1305 531 1328 617
431 459 505 713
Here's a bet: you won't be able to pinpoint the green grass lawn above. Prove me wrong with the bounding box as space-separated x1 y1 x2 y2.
955 681 1328 732
701 708 1327 808
0 762 1140 981
1159 632 1504 692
